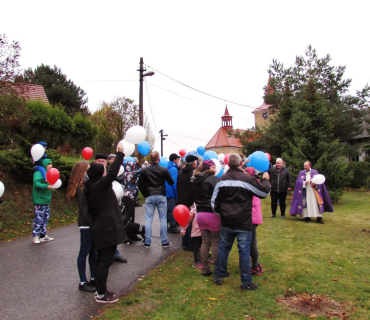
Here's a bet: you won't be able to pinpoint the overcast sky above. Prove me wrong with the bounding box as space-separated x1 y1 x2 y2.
2 1 369 158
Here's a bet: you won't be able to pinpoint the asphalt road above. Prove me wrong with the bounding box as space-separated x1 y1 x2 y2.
0 206 182 320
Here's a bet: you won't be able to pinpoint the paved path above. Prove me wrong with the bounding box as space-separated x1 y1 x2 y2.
0 206 182 320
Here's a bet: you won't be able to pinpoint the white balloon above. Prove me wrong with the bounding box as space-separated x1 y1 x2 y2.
123 141 135 156
112 181 124 200
52 179 62 189
0 181 5 197
117 165 124 176
31 144 44 162
212 159 222 175
224 164 230 173
218 153 225 162
311 174 326 185
116 139 126 152
125 125 147 144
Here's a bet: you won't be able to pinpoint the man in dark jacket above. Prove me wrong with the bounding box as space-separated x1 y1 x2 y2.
211 153 271 291
177 155 198 250
138 151 174 249
85 142 127 304
268 158 292 218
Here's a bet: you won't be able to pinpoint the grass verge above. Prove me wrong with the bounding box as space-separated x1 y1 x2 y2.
97 190 370 320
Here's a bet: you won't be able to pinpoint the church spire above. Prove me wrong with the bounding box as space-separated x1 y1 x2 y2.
221 105 233 130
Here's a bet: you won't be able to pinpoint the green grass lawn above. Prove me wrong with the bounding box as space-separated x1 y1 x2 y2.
97 190 370 320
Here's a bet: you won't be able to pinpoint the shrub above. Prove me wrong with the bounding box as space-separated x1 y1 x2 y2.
347 161 370 188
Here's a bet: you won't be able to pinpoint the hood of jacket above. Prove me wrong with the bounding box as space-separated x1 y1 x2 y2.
193 172 214 186
41 158 52 169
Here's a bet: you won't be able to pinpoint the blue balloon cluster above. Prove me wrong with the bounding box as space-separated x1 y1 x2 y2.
123 156 135 163
138 141 150 156
216 166 224 178
203 150 218 160
159 157 168 168
248 151 269 172
197 146 205 156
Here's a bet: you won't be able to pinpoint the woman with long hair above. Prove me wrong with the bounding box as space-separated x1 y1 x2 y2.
67 161 96 293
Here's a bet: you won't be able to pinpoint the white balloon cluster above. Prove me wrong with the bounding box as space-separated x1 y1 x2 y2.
117 125 147 156
0 181 4 197
112 181 124 200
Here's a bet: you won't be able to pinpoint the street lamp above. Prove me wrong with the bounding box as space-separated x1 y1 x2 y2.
138 57 155 127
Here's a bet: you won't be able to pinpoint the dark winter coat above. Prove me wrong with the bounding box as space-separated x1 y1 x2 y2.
86 151 128 250
211 167 271 231
268 165 292 193
138 163 174 198
177 164 196 208
76 184 93 228
193 172 218 213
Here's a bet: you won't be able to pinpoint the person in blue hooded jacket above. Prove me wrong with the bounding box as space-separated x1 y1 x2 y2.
165 153 181 233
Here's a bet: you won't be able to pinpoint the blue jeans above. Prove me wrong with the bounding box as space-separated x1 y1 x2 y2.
77 228 96 283
167 198 177 231
215 225 253 284
144 196 168 245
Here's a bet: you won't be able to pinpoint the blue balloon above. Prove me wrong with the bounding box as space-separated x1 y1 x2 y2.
250 151 269 172
216 166 224 178
138 141 150 156
159 157 168 168
197 146 205 156
123 156 135 163
203 150 218 160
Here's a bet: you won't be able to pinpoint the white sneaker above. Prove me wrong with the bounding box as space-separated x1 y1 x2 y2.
40 235 54 242
32 236 41 244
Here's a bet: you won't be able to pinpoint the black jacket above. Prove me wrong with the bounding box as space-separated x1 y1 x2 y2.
87 151 128 250
268 165 292 193
76 186 92 227
193 172 218 213
212 168 270 231
177 164 196 208
138 163 174 198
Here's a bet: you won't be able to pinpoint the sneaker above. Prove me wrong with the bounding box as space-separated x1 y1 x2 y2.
32 236 41 244
143 243 151 249
40 235 54 242
95 291 119 304
258 264 264 273
281 215 285 219
192 262 203 269
201 271 213 277
213 277 224 285
250 268 262 276
241 282 258 291
162 242 172 248
270 214 276 218
79 282 96 292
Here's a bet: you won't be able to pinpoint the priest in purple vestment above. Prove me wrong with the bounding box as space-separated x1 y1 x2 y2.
290 161 333 223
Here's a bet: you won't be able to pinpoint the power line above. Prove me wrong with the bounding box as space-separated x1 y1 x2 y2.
79 79 136 82
145 81 254 125
145 64 254 109
166 137 186 150
144 78 158 133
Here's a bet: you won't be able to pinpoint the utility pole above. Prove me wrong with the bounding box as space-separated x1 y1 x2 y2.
159 129 168 157
137 57 154 163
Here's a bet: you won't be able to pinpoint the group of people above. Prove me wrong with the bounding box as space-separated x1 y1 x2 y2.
30 140 334 304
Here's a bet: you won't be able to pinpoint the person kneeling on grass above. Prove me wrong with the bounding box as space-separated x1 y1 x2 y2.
85 142 129 304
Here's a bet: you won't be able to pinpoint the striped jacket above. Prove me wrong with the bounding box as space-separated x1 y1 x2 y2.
211 168 270 231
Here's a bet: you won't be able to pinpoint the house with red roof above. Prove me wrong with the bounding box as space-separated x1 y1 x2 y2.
205 106 252 155
1 82 49 104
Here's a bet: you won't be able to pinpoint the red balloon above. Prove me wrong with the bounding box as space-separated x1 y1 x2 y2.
179 149 186 157
46 168 60 185
265 152 271 161
173 205 190 227
82 147 93 160
224 153 231 165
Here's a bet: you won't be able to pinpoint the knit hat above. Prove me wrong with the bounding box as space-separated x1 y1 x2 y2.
201 160 215 172
244 167 255 176
38 141 48 147
107 154 116 160
86 163 104 179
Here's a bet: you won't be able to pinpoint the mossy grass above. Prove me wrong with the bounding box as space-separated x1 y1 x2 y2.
98 190 370 320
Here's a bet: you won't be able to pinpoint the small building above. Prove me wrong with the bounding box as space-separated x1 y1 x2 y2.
1 81 49 104
205 107 248 155
346 121 370 161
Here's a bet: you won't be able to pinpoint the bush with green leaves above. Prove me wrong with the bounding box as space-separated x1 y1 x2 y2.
347 161 370 188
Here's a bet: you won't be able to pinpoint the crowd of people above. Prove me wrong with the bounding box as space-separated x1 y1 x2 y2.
30 141 334 304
